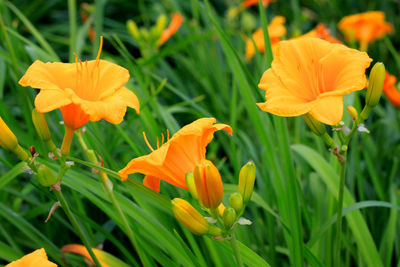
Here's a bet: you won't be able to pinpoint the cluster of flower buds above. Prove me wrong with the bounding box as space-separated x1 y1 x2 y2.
0 109 60 187
171 160 256 239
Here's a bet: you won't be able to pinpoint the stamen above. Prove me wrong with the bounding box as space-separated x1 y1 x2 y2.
167 129 170 141
161 133 165 145
157 137 160 149
96 36 104 63
142 132 154 152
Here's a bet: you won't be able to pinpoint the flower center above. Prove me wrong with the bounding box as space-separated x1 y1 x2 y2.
73 37 104 101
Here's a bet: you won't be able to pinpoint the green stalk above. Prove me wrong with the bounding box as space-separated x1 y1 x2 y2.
75 132 150 266
229 234 244 267
333 155 347 267
68 0 77 62
258 0 273 68
53 188 102 267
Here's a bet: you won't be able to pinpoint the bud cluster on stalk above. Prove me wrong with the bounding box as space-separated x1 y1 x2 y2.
302 62 386 161
171 160 256 240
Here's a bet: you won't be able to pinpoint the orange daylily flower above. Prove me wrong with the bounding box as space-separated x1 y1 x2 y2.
158 13 184 46
118 118 232 192
6 248 57 267
302 24 342 44
382 71 400 107
242 0 275 8
338 11 393 50
19 37 140 131
245 16 286 61
257 37 372 125
61 244 119 267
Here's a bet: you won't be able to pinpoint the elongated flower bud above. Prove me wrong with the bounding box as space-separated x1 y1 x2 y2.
366 62 385 108
238 161 256 204
302 113 326 136
223 207 237 229
37 164 58 187
194 160 223 209
171 198 209 235
185 172 199 200
154 14 168 36
0 116 18 151
127 20 140 40
32 109 57 152
229 192 243 213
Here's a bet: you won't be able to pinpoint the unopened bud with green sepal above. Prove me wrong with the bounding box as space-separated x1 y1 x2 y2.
185 172 199 200
37 164 58 187
238 161 256 204
229 192 243 213
223 207 237 229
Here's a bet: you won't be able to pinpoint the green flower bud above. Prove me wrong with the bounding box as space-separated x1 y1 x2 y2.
229 192 243 213
127 20 140 40
37 164 58 187
366 62 385 108
185 172 198 200
32 109 57 152
223 207 237 229
302 113 326 136
208 225 223 237
238 161 256 204
154 14 168 36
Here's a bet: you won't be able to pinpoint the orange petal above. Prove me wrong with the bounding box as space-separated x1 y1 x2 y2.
34 89 72 113
158 13 184 46
309 95 343 125
143 175 161 192
18 60 76 91
6 248 57 267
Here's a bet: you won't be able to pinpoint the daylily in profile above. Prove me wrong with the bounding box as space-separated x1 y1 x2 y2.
338 11 393 51
158 13 184 46
302 24 341 44
382 71 400 107
6 248 57 267
257 37 372 125
245 16 286 61
118 118 232 192
19 37 140 154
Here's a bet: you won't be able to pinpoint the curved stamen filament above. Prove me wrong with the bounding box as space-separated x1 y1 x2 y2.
143 132 155 152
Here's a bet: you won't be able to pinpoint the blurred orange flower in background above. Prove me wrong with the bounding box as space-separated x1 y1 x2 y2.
6 248 56 267
338 11 393 50
242 0 276 8
118 118 232 192
19 37 140 130
382 71 400 107
302 24 342 44
158 13 184 46
257 37 372 125
245 16 286 61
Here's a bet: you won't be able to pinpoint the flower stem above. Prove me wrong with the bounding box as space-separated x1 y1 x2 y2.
53 187 102 267
333 155 347 267
61 127 75 156
230 234 244 267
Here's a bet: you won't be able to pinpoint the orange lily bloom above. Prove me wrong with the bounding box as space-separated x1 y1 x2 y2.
19 37 140 131
118 118 232 192
382 71 400 107
242 0 275 8
302 24 342 44
257 37 372 125
245 16 286 61
338 11 393 50
158 13 184 46
6 248 57 267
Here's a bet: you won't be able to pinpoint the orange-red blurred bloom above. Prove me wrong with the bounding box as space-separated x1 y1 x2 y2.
118 118 232 192
19 38 139 130
6 248 57 267
245 16 286 61
338 11 393 50
242 0 275 8
158 13 184 46
257 37 372 125
61 244 111 267
383 71 400 107
302 24 342 44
